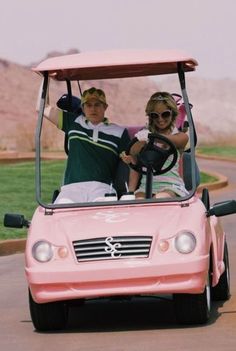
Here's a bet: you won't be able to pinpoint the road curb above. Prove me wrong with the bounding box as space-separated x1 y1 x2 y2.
197 169 228 192
196 153 236 163
0 239 26 256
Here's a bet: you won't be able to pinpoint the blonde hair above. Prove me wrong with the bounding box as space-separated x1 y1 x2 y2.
145 92 178 132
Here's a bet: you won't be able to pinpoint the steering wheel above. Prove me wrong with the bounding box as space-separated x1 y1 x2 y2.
126 133 178 176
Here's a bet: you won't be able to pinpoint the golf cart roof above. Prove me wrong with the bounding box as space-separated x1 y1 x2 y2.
32 49 198 81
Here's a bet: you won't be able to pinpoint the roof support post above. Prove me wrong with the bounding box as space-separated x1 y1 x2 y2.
177 63 199 193
35 72 48 205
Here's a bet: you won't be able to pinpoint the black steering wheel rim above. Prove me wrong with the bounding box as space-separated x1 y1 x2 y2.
126 133 178 175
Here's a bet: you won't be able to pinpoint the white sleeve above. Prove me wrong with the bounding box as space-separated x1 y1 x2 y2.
135 128 150 141
172 127 179 135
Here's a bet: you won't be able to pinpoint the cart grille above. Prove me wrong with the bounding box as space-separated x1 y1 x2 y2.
72 236 152 262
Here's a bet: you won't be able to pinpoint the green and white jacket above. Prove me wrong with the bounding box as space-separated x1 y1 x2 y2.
58 112 130 185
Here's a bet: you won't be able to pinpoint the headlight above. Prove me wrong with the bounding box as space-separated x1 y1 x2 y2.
32 241 53 262
175 231 196 254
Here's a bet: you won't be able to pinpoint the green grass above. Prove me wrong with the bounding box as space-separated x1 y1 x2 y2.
197 146 236 160
200 171 218 184
0 160 66 240
0 160 216 241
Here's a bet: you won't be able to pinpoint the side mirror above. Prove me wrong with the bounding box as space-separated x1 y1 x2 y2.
4 213 30 228
207 200 236 217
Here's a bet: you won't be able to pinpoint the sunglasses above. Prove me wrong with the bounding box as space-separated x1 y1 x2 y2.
149 110 172 120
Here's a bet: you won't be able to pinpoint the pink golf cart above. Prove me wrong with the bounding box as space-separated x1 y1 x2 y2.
4 50 236 331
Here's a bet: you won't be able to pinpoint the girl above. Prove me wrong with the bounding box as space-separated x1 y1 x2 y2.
121 92 189 199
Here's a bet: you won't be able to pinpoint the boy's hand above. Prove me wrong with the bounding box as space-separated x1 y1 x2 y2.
120 151 137 165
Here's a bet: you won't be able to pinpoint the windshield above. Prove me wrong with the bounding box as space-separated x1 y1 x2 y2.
36 74 198 209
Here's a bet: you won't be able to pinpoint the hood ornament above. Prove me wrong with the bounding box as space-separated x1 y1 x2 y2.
104 236 122 258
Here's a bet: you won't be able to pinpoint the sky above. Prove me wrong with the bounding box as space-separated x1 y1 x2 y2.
1 0 236 80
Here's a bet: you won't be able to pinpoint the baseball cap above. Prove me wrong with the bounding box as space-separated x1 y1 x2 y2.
81 87 107 106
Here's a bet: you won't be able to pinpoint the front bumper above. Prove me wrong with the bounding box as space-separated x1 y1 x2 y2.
26 255 209 303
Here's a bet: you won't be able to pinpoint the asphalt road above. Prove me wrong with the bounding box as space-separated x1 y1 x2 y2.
1 158 236 351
